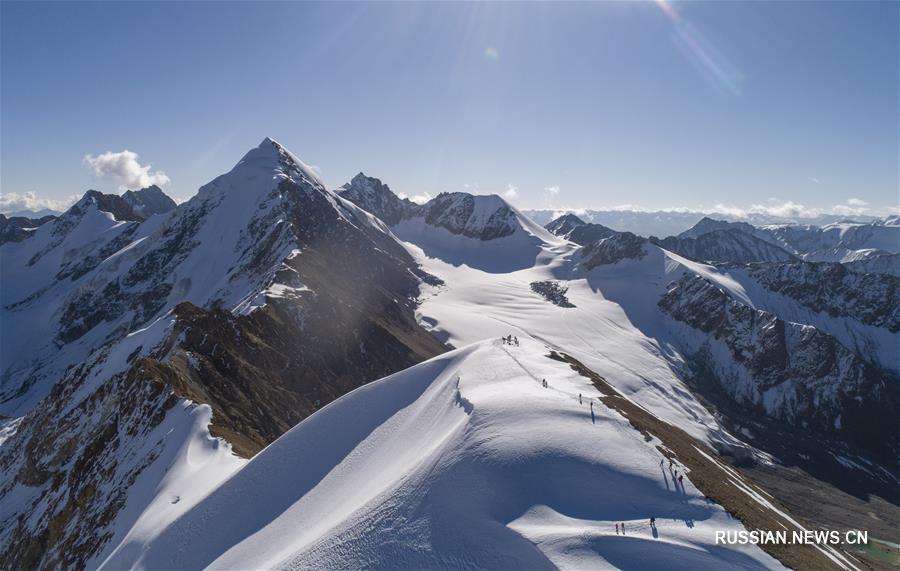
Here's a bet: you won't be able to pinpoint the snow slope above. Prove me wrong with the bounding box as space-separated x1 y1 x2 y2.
124 339 781 570
407 237 747 451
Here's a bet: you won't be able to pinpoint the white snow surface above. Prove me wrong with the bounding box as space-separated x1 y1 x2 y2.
93 403 245 569
128 339 781 570
404 229 746 450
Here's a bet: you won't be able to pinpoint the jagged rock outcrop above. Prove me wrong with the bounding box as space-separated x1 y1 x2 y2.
530 281 575 308
122 185 177 217
337 173 417 226
580 232 646 269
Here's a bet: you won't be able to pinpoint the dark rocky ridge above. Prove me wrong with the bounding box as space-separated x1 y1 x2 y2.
0 213 56 245
337 173 417 226
580 232 647 269
530 280 575 308
339 174 523 241
122 185 177 217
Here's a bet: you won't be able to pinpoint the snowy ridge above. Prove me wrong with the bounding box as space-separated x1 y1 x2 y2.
120 339 781 571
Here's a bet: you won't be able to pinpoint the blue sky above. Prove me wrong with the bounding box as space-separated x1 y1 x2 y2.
2 1 897 217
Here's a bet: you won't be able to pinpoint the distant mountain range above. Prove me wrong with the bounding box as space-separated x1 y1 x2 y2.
523 208 895 239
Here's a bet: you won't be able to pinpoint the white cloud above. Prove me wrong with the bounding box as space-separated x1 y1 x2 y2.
0 191 80 215
748 200 817 219
402 191 433 204
545 185 560 195
535 197 892 220
503 184 518 200
808 177 821 184
84 150 170 190
827 198 870 217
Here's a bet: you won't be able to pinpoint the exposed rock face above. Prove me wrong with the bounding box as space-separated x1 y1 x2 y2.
79 190 143 222
337 173 417 226
748 261 900 332
339 176 534 243
0 214 55 245
0 138 447 569
659 273 898 463
544 213 585 236
0 350 180 569
122 185 177 217
421 192 518 240
580 232 646 269
530 280 575 308
566 223 618 246
652 229 797 264
545 214 616 245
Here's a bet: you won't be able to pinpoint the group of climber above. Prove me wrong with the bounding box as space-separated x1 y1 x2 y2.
616 518 659 536
501 335 519 346
662 457 685 485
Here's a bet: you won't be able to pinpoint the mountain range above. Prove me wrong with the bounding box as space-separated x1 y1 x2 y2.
1 139 897 570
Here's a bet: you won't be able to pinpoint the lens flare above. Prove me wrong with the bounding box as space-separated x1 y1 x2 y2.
655 0 679 22
656 0 744 96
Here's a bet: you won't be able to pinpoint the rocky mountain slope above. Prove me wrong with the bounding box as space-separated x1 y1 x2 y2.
0 139 445 568
659 272 897 462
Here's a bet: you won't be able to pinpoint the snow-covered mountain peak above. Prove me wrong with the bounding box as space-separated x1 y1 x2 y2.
341 172 394 202
423 191 554 242
545 212 586 235
337 172 411 225
228 137 325 192
677 216 757 239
